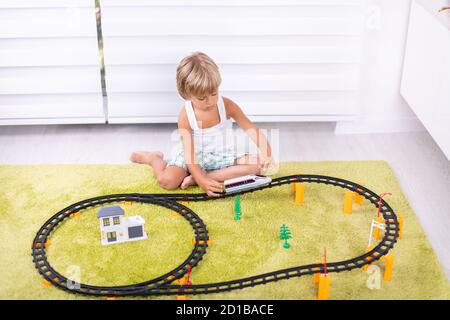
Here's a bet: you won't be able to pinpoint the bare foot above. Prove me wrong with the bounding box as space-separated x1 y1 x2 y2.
180 175 197 189
130 151 163 165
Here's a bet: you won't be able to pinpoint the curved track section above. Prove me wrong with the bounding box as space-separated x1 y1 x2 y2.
32 174 399 297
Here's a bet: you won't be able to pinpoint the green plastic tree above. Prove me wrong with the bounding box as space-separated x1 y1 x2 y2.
279 224 292 249
234 196 242 221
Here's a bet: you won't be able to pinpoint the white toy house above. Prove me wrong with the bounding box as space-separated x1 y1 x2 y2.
96 205 148 246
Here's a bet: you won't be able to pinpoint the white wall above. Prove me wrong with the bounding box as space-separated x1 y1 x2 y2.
335 0 426 134
100 0 365 124
0 0 104 125
0 0 426 131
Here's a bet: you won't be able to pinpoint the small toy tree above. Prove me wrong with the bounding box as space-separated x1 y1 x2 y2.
280 224 292 249
234 195 242 221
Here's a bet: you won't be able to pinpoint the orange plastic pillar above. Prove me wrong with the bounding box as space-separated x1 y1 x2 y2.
373 216 385 240
343 191 353 214
176 278 187 300
174 201 188 216
317 274 330 300
44 240 51 248
294 183 304 204
191 238 213 245
382 252 394 281
354 184 364 205
42 279 52 287
313 259 324 284
397 214 404 240
362 245 374 271
354 192 364 205
291 175 300 193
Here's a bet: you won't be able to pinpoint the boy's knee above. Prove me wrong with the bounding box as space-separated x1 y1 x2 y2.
248 164 262 175
237 155 260 166
157 176 179 190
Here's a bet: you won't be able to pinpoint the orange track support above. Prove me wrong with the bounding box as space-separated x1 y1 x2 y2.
42 279 52 287
192 238 213 245
381 253 394 281
317 274 330 300
313 259 324 284
354 185 364 205
176 278 187 300
294 183 305 204
362 245 375 271
343 191 353 214
398 214 404 240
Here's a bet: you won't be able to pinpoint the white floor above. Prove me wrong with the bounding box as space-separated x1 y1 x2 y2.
0 122 449 279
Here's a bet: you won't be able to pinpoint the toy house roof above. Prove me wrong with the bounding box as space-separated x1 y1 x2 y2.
97 206 125 218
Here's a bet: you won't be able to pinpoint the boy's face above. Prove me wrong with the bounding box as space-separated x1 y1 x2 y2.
190 91 219 111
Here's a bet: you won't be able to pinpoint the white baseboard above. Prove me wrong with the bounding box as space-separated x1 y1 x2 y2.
0 117 105 126
334 117 426 135
107 115 357 124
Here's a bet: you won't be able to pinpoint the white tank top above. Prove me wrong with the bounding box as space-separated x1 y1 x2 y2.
184 95 234 153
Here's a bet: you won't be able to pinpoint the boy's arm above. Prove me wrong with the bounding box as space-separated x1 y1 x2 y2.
178 109 223 196
178 108 202 178
224 97 273 160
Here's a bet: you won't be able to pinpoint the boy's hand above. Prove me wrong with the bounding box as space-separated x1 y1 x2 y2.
258 155 277 175
197 176 223 197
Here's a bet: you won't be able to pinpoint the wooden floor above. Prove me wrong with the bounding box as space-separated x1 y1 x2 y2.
1 122 449 279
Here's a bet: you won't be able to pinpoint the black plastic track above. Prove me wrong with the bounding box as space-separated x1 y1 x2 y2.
31 174 399 297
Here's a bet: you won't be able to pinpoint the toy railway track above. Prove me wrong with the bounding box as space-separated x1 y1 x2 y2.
32 174 400 297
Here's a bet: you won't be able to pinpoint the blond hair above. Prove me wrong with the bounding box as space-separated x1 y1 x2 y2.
176 52 221 100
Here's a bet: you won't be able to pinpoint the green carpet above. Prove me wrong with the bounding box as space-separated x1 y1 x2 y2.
0 161 449 300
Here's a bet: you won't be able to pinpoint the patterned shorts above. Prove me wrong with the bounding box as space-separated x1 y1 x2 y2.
167 150 248 172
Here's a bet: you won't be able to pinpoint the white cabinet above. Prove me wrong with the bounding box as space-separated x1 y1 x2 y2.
433 46 450 158
401 0 450 160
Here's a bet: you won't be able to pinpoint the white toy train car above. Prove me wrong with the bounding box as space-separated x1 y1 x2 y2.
224 174 272 194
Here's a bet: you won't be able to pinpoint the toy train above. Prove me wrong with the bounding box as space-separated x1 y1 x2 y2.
224 174 272 194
